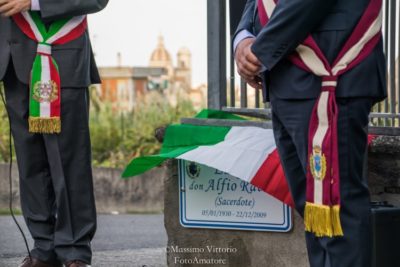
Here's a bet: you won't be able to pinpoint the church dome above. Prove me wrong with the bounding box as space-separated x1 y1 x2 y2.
150 35 172 66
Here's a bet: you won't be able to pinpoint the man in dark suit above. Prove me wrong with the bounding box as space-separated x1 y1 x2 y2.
0 0 108 266
234 0 386 266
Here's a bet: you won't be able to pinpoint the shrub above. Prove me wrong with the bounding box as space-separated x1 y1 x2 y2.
89 90 197 168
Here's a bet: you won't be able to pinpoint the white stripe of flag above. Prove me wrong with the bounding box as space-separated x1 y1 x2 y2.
40 56 51 118
177 127 277 182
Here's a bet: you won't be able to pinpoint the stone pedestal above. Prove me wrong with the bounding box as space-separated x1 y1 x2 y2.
164 160 308 267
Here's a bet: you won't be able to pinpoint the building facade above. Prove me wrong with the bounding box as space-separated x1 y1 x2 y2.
97 35 204 112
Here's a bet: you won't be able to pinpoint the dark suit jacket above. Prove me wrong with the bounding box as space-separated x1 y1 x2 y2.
0 0 108 88
235 0 387 101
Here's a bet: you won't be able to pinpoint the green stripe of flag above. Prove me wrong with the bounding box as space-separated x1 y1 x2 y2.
122 124 231 178
30 56 41 117
29 11 72 41
47 18 71 40
30 12 47 38
121 146 198 178
160 124 230 153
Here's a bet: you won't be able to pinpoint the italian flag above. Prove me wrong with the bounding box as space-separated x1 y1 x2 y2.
123 110 378 210
122 110 295 207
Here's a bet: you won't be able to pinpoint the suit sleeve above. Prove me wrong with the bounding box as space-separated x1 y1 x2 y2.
38 0 109 20
251 0 337 70
233 0 256 41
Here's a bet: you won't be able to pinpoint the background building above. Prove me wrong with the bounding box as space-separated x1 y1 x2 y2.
97 35 205 112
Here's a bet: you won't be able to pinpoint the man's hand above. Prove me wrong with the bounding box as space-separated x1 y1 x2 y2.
0 0 31 17
235 37 263 89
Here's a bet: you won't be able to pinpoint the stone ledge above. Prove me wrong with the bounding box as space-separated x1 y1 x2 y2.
369 135 400 154
0 164 166 214
368 135 400 207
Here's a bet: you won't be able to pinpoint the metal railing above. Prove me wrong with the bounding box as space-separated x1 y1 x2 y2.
207 0 400 135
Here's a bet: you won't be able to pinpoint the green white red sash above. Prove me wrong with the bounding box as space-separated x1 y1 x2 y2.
13 11 87 134
258 0 382 237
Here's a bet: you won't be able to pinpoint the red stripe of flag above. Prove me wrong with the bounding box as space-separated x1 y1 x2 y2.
49 57 61 117
12 13 37 41
53 19 88 45
251 149 295 207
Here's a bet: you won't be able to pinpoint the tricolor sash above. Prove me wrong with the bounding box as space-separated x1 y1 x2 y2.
13 11 87 134
258 0 382 237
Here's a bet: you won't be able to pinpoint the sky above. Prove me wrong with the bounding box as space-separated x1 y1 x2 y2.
88 0 208 87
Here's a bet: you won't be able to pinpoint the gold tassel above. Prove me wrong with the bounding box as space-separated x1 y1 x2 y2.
304 202 344 237
29 117 61 134
304 202 333 237
331 205 344 236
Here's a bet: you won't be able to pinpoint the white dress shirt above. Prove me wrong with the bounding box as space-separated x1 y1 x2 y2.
31 0 40 11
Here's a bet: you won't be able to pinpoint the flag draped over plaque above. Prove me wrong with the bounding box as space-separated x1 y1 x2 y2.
123 110 378 232
122 110 295 207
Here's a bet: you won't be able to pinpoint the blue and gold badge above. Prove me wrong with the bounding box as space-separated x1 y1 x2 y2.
310 146 327 181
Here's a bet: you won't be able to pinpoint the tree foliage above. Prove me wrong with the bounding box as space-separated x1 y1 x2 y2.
89 90 197 168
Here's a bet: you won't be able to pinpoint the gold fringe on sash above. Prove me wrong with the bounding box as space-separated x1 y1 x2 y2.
304 202 344 237
331 205 344 236
29 117 61 134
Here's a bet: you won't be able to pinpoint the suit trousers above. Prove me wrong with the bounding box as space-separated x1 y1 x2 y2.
3 62 96 264
270 94 374 267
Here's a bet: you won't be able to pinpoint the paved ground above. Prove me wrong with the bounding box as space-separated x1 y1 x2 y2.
0 214 168 267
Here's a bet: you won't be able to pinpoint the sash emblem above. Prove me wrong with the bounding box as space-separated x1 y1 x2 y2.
33 80 58 103
310 146 327 181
